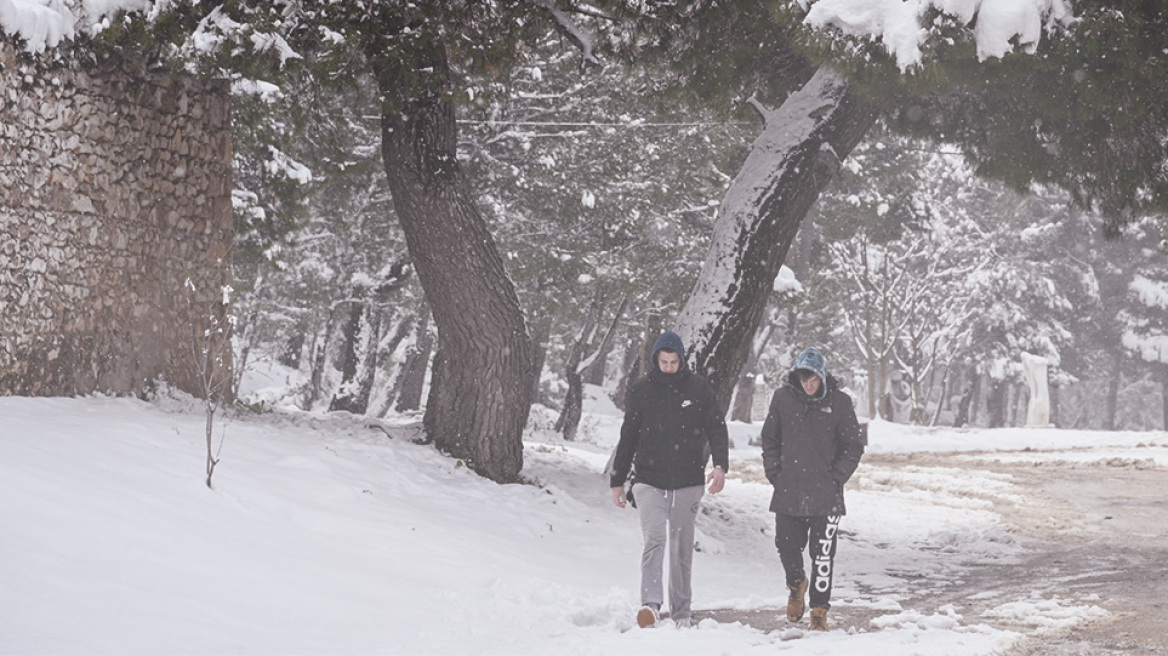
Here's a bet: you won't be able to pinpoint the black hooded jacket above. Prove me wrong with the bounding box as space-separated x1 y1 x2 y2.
609 332 730 491
760 354 865 517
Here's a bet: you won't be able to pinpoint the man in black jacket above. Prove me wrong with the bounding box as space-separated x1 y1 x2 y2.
609 331 729 629
760 346 865 632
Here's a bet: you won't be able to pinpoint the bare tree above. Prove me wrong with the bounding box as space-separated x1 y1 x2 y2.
182 278 234 489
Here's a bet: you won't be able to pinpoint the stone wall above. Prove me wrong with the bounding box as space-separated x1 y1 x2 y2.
0 40 233 398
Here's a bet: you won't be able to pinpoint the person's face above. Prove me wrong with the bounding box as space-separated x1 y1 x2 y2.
800 371 821 396
657 351 680 374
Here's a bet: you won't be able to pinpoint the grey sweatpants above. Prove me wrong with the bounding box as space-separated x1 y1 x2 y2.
633 482 704 621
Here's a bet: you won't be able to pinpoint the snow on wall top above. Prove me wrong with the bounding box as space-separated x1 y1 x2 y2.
0 0 148 53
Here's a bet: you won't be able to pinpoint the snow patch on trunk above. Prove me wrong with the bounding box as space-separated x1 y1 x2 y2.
676 67 849 364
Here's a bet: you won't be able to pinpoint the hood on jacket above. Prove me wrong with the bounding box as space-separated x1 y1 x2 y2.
787 346 829 401
650 331 689 375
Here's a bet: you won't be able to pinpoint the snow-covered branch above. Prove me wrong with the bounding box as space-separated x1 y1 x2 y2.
525 0 602 71
800 0 1074 71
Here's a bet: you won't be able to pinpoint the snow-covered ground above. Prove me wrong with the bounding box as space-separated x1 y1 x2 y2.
4 377 1167 655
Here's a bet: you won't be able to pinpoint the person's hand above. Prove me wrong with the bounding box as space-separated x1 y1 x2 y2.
611 486 627 508
707 466 726 494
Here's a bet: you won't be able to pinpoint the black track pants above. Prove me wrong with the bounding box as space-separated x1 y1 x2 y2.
774 513 841 609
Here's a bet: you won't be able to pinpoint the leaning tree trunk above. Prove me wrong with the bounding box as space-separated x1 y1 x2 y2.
367 33 533 483
674 66 879 409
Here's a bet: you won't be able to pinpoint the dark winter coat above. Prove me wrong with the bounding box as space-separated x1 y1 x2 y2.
609 332 730 491
760 355 865 517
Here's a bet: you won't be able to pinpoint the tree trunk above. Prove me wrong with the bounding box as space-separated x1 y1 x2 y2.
373 317 417 418
986 377 1006 428
556 294 605 440
326 301 363 413
730 373 755 423
278 330 305 370
675 66 880 411
1160 364 1168 430
366 32 533 482
584 328 613 387
928 366 949 427
955 373 974 427
731 324 773 423
395 313 433 413
615 312 662 411
583 295 628 390
1105 353 1122 431
232 273 265 394
329 270 409 415
328 296 382 415
304 306 341 411
528 316 551 407
1050 377 1061 428
613 328 641 412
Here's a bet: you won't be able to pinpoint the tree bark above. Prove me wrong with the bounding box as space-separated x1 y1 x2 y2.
329 270 409 415
1105 353 1122 431
986 377 1006 428
327 298 374 414
366 31 533 482
304 305 341 411
373 317 417 418
928 367 949 427
395 313 433 413
1050 377 1061 428
615 312 662 411
555 298 601 441
1160 364 1168 430
730 323 773 423
584 327 613 387
955 370 975 428
675 66 880 410
584 295 628 389
528 316 551 407
730 373 756 423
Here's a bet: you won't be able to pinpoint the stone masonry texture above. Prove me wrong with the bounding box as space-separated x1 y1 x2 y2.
0 39 233 397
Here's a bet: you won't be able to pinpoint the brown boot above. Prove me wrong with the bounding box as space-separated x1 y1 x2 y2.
809 607 828 631
636 605 659 628
786 578 808 622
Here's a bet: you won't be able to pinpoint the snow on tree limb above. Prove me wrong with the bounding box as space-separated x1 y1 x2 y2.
526 0 602 71
801 0 1075 71
675 66 852 365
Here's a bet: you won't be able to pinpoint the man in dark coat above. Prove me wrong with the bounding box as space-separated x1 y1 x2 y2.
609 331 730 629
760 346 865 632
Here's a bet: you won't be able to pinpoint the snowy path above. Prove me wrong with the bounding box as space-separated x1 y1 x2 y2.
5 395 1167 655
703 451 1168 653
953 454 1168 655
